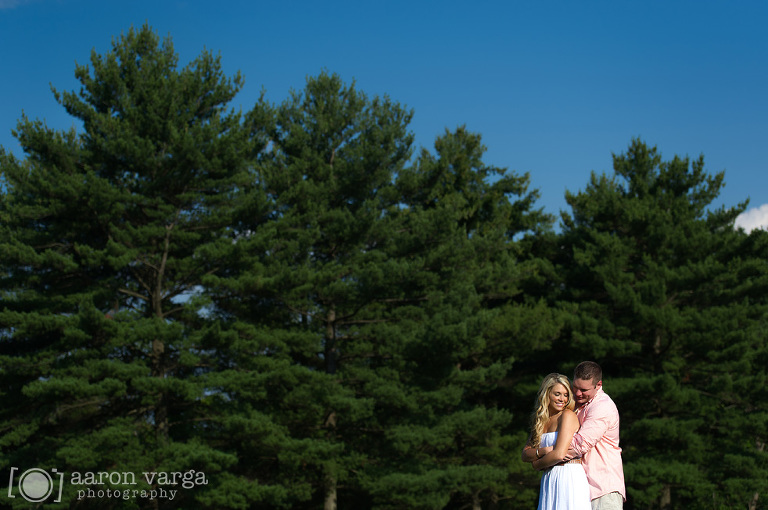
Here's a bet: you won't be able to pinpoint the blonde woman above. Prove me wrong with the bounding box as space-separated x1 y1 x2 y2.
521 373 590 510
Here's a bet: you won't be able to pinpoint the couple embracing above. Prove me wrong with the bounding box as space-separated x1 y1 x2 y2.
521 362 626 510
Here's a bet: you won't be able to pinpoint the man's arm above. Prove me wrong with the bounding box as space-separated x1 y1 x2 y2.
571 399 617 456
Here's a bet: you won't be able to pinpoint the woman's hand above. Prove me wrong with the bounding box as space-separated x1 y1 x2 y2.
562 448 579 462
532 456 549 471
522 445 555 463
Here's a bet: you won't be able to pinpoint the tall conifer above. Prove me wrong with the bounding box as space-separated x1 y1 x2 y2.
0 25 259 508
204 72 415 509
366 127 555 509
556 139 766 508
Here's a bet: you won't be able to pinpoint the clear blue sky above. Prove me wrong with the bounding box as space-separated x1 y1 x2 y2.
2 0 766 229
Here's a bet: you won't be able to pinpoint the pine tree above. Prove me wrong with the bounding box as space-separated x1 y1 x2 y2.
204 71 416 509
363 126 555 509
701 227 768 510
556 139 766 508
206 77 556 508
0 24 259 508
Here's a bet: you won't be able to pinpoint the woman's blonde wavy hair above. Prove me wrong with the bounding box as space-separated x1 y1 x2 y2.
528 373 575 448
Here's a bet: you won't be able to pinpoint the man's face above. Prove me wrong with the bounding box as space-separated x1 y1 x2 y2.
573 377 602 407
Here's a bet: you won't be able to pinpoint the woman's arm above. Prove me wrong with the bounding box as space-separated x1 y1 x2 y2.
532 411 580 471
521 444 553 463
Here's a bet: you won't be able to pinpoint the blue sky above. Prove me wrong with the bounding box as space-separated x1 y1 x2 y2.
1 0 766 230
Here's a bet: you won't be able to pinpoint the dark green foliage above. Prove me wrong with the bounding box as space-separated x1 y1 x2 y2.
204 71 417 508
202 72 554 508
0 24 259 508
556 139 767 509
363 126 555 510
1 25 766 510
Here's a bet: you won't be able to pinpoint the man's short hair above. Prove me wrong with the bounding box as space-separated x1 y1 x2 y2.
574 361 602 385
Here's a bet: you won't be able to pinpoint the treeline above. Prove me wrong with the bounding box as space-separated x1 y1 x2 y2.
0 25 766 510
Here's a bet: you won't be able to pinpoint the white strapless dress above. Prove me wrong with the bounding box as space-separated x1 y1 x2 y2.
537 432 591 510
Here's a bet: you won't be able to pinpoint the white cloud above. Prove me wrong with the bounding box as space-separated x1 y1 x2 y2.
735 204 768 233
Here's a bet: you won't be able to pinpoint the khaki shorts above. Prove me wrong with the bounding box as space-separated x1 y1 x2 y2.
591 492 623 510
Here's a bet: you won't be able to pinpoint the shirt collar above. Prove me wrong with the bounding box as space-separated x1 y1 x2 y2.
577 387 604 412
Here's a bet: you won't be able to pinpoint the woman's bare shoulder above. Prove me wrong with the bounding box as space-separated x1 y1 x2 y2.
559 409 579 425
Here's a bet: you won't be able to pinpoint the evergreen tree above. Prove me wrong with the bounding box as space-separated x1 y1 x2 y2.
0 25 259 508
703 227 768 510
205 71 415 509
11 23 763 510
556 139 766 509
207 76 556 508
364 126 555 509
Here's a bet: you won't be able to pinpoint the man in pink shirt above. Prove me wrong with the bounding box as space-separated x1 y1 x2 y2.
570 361 626 509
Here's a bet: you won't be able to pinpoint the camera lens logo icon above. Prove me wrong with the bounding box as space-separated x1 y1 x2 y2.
7 467 64 503
19 469 53 502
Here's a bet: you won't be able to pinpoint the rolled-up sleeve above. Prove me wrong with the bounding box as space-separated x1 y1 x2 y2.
570 389 625 501
571 398 616 455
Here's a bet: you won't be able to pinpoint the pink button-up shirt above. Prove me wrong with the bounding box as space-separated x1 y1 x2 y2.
571 388 626 501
